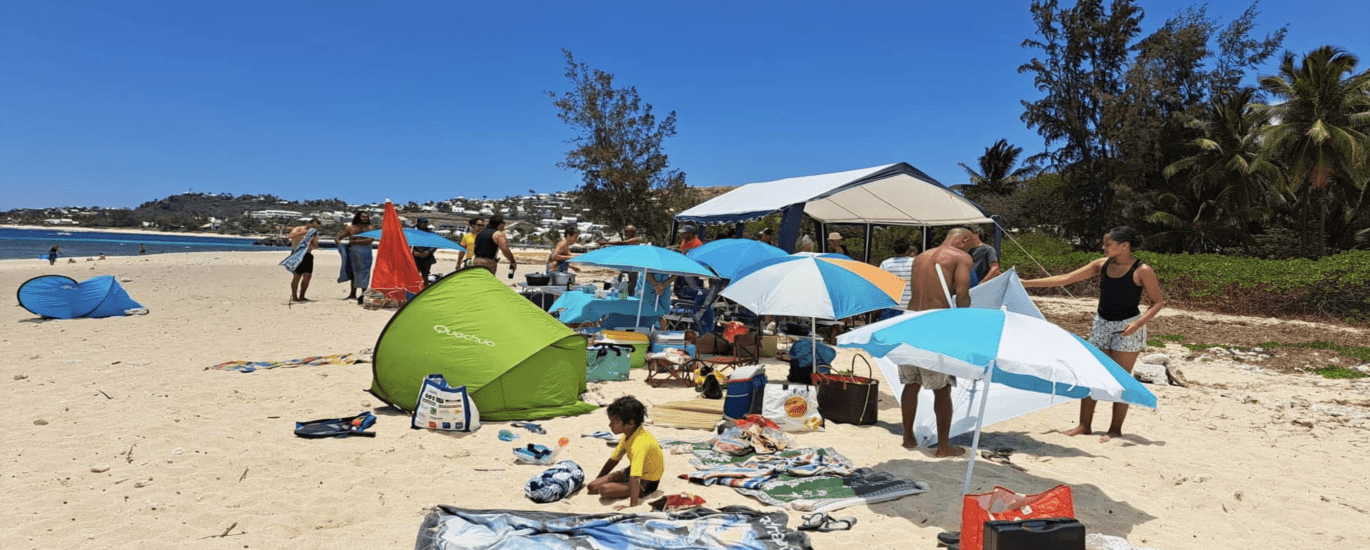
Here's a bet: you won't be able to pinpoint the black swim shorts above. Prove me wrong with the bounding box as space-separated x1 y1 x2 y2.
294 252 315 275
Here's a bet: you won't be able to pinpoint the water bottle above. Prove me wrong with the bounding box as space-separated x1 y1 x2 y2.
507 264 515 280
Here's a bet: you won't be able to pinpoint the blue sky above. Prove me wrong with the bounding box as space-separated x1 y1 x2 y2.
2 0 1365 209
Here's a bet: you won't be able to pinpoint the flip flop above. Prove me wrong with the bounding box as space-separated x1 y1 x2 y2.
798 512 829 531
937 531 960 547
815 515 856 532
512 422 547 435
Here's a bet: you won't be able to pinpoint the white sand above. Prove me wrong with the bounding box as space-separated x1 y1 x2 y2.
3 250 1368 549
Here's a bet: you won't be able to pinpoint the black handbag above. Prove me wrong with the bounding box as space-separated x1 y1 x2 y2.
812 354 880 425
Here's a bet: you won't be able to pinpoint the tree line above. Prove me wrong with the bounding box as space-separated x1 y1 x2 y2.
551 1 1369 259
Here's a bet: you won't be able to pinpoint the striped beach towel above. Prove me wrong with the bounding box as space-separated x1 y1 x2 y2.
279 228 317 273
209 352 363 373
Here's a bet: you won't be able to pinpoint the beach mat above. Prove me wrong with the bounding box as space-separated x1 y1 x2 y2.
687 446 930 514
209 352 366 373
651 398 725 430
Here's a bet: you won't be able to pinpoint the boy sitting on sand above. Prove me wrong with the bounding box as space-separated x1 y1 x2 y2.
587 396 663 509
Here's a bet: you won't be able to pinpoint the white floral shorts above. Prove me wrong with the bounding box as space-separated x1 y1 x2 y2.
1088 314 1147 353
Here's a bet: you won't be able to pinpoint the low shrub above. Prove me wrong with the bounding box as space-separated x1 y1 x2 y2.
1000 231 1370 324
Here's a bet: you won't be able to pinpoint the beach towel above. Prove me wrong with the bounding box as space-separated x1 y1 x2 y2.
681 445 930 514
414 505 812 550
338 243 373 288
279 228 317 273
524 460 585 503
208 352 364 373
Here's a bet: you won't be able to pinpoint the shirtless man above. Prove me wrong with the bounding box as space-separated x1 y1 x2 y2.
337 211 375 303
288 219 322 301
598 225 641 247
901 227 975 457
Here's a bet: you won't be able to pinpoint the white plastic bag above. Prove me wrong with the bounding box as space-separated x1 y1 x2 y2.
762 383 824 432
411 374 481 432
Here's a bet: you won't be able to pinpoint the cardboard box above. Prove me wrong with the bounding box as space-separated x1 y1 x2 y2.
737 334 778 358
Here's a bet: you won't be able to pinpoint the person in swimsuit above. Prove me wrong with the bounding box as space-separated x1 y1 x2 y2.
1022 226 1165 442
598 225 641 247
337 211 374 303
902 228 975 457
548 227 581 273
288 219 322 302
49 245 60 265
471 214 516 275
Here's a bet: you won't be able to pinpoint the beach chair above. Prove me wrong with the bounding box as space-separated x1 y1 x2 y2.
695 331 759 378
662 285 719 333
645 355 698 388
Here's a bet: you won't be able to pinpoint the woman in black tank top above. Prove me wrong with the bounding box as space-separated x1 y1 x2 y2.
1022 226 1166 442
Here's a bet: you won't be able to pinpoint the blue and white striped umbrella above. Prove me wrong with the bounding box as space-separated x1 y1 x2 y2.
722 255 902 320
840 308 1156 406
838 307 1157 493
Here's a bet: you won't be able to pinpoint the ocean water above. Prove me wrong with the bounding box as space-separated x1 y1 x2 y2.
0 227 286 261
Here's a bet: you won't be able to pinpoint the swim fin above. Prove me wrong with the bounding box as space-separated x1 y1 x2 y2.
294 411 377 438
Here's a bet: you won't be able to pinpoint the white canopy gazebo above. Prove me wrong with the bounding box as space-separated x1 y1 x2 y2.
675 163 996 260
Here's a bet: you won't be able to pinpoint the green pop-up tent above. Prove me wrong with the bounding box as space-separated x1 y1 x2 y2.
369 267 597 421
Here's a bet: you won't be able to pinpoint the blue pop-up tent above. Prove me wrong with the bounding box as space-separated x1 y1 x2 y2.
17 275 145 319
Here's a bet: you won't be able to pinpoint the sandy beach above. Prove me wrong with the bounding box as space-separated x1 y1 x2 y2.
4 249 1368 549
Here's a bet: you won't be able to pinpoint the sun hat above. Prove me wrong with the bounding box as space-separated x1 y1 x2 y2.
679 225 697 234
828 232 842 240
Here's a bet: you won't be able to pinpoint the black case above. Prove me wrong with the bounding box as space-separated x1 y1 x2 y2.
983 518 1085 550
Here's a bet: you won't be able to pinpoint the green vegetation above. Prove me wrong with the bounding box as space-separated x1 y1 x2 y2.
992 1 1368 259
1310 365 1368 379
1260 341 1370 363
1002 230 1370 323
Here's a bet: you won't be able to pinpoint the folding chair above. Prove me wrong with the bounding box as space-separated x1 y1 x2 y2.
696 331 759 378
662 284 720 333
645 355 697 388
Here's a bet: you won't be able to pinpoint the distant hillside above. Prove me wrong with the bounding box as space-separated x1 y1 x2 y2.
133 193 349 218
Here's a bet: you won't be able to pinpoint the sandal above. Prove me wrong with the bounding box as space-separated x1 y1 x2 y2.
798 512 828 531
816 515 856 532
798 512 857 532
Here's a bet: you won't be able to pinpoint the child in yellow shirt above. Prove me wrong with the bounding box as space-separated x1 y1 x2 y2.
587 396 663 508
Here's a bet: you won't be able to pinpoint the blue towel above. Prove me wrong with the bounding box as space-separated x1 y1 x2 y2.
525 460 584 503
279 228 317 273
337 243 373 288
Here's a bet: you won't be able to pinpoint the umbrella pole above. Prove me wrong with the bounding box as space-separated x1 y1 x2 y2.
635 268 647 328
962 362 995 494
811 317 818 374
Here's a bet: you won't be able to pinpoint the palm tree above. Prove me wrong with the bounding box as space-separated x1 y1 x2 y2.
1157 88 1283 251
1258 46 1370 256
956 139 1038 200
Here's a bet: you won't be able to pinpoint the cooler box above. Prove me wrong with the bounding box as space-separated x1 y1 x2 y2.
723 366 767 420
983 518 1085 550
586 343 632 382
597 330 649 368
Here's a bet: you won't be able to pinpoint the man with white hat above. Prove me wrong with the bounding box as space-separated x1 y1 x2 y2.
827 231 847 256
